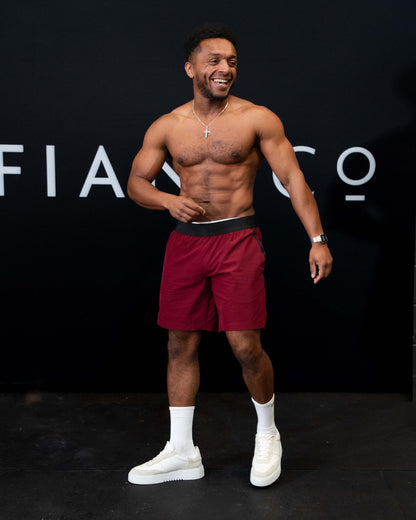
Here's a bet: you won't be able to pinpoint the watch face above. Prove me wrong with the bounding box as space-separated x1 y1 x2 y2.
320 234 328 244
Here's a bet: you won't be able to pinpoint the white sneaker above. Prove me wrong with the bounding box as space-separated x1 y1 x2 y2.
250 429 282 487
128 441 205 485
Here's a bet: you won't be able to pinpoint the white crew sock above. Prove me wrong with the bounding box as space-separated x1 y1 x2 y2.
251 394 278 434
169 406 195 456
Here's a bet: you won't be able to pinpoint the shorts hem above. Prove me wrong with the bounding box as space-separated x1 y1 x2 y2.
157 320 217 332
218 323 266 332
157 320 266 332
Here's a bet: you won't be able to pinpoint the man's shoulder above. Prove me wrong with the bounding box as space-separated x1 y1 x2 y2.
170 101 192 116
150 102 191 129
231 97 281 121
145 105 190 140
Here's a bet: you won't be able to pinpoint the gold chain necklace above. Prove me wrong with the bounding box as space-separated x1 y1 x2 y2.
192 100 229 138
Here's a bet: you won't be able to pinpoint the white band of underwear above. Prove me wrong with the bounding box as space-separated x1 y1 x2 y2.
191 216 241 225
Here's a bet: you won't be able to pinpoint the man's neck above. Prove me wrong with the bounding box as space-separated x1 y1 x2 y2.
192 94 229 117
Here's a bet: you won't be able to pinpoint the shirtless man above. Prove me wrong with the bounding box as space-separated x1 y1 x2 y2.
127 25 332 487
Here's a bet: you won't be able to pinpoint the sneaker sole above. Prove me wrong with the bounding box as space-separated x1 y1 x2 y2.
128 465 205 485
250 465 281 487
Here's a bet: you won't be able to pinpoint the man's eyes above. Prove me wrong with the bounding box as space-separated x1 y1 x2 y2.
208 59 237 67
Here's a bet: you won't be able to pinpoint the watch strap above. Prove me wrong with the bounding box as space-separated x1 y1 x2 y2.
311 233 328 244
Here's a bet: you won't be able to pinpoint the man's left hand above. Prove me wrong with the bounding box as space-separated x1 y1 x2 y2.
309 245 333 284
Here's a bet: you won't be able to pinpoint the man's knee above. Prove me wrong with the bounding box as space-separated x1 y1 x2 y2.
168 330 201 360
226 330 264 368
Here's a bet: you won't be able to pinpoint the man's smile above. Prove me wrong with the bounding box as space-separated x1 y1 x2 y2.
211 77 231 89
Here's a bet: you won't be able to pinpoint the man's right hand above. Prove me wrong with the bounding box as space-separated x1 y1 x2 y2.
167 195 206 223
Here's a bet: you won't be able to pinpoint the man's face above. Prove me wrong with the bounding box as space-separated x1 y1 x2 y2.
186 38 237 101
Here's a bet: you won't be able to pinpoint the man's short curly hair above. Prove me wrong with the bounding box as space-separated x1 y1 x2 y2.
184 23 238 62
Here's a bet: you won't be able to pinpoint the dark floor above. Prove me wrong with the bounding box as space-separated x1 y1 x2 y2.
0 392 415 520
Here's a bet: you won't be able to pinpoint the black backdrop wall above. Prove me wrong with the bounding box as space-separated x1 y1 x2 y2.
1 0 415 392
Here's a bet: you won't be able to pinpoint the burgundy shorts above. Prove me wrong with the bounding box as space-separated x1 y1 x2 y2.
157 215 267 332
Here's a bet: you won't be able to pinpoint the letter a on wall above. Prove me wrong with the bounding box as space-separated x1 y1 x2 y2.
79 145 124 198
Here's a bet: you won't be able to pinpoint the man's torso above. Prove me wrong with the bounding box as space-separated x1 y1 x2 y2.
163 96 264 221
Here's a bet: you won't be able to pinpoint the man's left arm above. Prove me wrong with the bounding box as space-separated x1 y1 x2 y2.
256 107 333 284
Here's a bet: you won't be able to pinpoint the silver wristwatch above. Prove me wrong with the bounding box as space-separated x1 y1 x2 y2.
311 233 328 245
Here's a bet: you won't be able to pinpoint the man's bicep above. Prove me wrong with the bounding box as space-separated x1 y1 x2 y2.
130 123 168 182
130 146 168 183
260 130 302 187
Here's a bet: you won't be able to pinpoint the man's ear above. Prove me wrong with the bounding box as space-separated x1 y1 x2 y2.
184 61 194 79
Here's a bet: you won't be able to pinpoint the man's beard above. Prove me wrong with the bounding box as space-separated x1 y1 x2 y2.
195 75 234 101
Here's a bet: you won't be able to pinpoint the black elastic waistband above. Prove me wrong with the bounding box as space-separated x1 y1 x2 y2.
175 215 258 237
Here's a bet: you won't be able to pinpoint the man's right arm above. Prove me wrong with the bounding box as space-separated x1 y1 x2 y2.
127 117 205 222
127 118 174 211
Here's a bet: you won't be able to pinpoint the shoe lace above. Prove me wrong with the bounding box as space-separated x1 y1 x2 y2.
149 443 173 464
256 433 275 460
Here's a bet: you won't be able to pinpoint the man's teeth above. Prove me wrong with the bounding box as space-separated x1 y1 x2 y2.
213 79 228 84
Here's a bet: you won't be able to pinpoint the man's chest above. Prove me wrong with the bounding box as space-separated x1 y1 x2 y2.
166 123 259 167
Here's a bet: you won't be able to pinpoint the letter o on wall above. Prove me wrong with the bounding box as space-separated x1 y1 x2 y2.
337 147 376 186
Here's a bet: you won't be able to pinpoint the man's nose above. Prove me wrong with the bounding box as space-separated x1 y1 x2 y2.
218 59 231 73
